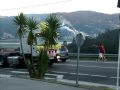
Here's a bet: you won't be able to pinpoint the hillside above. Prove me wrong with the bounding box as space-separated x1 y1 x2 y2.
0 11 119 40
58 11 119 35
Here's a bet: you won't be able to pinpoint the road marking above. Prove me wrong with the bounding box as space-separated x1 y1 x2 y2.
79 65 116 69
7 69 118 80
44 77 55 80
69 72 76 75
110 77 117 79
69 72 89 76
78 73 89 76
54 63 117 69
50 70 117 79
57 75 64 79
51 71 89 76
50 70 68 74
0 74 12 78
46 73 63 79
110 77 120 79
11 71 29 74
10 71 64 79
91 74 107 78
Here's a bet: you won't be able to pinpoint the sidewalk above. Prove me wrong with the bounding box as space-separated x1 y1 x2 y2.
0 77 88 90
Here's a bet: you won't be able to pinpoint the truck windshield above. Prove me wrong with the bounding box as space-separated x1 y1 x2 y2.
60 46 68 51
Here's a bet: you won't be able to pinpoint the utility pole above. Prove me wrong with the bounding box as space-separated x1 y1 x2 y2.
117 1 120 90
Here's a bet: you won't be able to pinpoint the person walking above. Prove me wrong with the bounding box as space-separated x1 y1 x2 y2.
97 43 107 61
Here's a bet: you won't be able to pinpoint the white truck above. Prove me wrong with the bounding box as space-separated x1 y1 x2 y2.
4 36 69 67
5 37 57 67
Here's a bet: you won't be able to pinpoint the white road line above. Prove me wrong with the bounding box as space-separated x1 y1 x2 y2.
69 73 76 75
51 71 68 74
0 74 12 78
51 71 89 76
57 75 64 79
46 73 63 79
54 63 117 69
44 77 55 80
10 70 116 80
10 71 64 79
110 77 120 79
69 72 89 76
11 71 29 74
110 77 117 79
78 73 89 76
45 73 64 79
79 65 116 69
91 74 107 78
50 70 115 78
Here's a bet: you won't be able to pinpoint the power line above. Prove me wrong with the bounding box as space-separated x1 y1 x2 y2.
0 0 72 11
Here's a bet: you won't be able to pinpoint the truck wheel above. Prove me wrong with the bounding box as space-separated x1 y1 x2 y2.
2 59 9 67
49 61 53 66
61 59 66 62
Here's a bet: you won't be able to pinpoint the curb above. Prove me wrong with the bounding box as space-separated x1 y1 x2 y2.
13 75 115 90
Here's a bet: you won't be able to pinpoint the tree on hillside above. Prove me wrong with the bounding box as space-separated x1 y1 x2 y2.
97 29 119 54
68 29 119 54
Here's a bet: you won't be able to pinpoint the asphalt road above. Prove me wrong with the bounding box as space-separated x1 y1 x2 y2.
49 60 119 85
0 60 119 86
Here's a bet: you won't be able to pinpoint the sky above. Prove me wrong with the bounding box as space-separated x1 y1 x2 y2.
0 0 119 16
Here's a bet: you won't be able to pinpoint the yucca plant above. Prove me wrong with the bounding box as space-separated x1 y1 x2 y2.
41 14 61 49
35 14 61 79
36 48 49 79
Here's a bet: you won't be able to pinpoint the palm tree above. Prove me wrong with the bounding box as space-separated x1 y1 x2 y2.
27 17 38 77
41 14 61 49
13 12 27 65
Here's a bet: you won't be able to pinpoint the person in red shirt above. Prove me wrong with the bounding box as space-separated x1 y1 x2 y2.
97 43 107 61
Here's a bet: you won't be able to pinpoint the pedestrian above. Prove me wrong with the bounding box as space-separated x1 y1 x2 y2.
97 43 107 61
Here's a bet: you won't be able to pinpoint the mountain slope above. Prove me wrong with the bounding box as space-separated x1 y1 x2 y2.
58 11 119 35
0 11 119 39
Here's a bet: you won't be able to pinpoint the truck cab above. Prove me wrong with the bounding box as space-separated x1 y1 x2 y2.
56 45 69 62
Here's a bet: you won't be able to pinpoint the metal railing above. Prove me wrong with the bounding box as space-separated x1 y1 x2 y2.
68 53 118 58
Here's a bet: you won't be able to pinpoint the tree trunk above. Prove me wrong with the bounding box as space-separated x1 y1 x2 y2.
30 45 36 78
20 37 34 78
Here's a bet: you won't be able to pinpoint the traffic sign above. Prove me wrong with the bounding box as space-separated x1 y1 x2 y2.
75 33 85 47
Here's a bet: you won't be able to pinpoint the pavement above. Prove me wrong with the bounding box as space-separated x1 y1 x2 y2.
0 76 115 90
0 77 88 90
